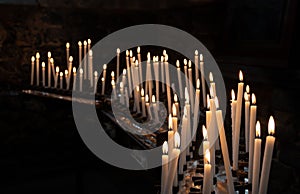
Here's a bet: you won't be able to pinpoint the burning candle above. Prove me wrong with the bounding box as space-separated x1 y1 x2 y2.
116 48 120 81
30 56 35 85
79 68 83 92
233 70 244 171
248 93 257 183
66 42 70 66
126 50 132 98
137 47 143 86
50 58 55 79
183 59 188 91
87 39 91 52
73 67 77 91
174 94 180 119
153 56 160 101
161 141 169 194
176 60 183 99
202 126 210 164
65 70 69 90
165 55 171 115
124 87 129 108
188 60 194 112
160 56 165 93
78 41 82 69
135 86 141 114
36 52 40 86
89 50 93 87
244 90 250 152
179 106 187 175
103 64 107 91
111 71 115 82
252 121 262 194
192 79 201 141
68 56 73 88
200 54 206 107
101 77 105 95
185 88 191 158
47 52 51 87
54 66 59 88
94 71 98 94
83 40 87 79
168 114 174 164
172 103 178 133
231 90 237 162
111 80 117 100
258 116 276 194
59 72 63 89
203 150 212 194
194 50 199 84
141 88 146 117
122 69 127 87
152 95 158 122
209 72 216 98
42 62 45 87
145 94 151 119
119 82 124 104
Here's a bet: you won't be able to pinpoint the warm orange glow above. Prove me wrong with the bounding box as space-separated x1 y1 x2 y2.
141 88 144 97
66 42 70 49
174 132 180 148
197 79 200 89
36 52 40 59
174 94 178 102
252 93 256 104
202 125 208 139
31 56 35 62
176 60 180 68
209 72 213 82
168 114 173 130
117 48 120 54
200 54 203 61
123 69 126 75
69 56 73 62
205 149 210 164
129 50 133 57
137 46 140 54
188 60 192 68
244 92 249 101
239 70 243 82
56 66 59 73
73 67 76 73
47 51 51 58
145 94 149 103
78 41 82 46
41 62 45 68
152 95 156 103
184 59 187 66
231 89 235 101
162 141 168 154
103 64 107 70
256 121 261 138
83 40 87 46
268 116 275 135
172 104 177 117
126 50 129 56
195 50 198 55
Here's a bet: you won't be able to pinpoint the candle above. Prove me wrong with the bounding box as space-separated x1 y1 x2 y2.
202 126 210 164
141 88 146 117
79 68 83 92
122 69 127 87
165 55 171 114
111 80 117 100
233 70 244 170
103 64 107 93
244 90 250 152
174 94 180 119
152 95 158 122
160 56 165 93
36 52 40 86
216 110 235 194
87 39 91 52
83 40 87 79
50 58 55 79
208 98 217 179
65 70 69 90
145 94 151 119
125 50 133 98
200 54 206 107
252 121 262 194
185 88 191 158
188 60 194 112
179 106 187 175
78 41 82 69
161 141 169 194
203 150 212 194
166 132 180 193
94 71 98 94
68 56 73 88
54 66 59 88
137 47 143 87
194 50 199 84
47 52 51 87
231 90 237 162
192 79 201 141
258 116 276 194
209 72 216 98
172 103 178 133
248 93 257 183
124 87 129 108
135 86 141 114
30 56 35 85
59 72 63 89
41 62 45 87
176 60 183 99
73 67 77 91
89 50 93 87
120 82 124 104
116 48 120 82
183 59 188 91
168 114 174 164
153 56 160 101
100 77 105 95
66 42 70 67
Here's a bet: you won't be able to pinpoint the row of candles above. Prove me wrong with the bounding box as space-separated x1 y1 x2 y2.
29 40 276 193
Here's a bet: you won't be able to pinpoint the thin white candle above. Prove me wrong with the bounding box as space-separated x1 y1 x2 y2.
174 94 180 119
68 56 73 88
152 95 158 122
192 79 201 141
124 87 129 108
36 52 40 86
200 54 206 107
165 55 171 114
78 41 82 69
141 88 146 117
183 59 188 92
83 40 87 79
111 80 117 100
50 58 55 79
126 50 132 98
252 121 262 194
168 114 174 164
153 56 160 101
185 88 191 158
101 77 105 95
73 67 76 91
248 93 257 183
89 50 93 87
94 71 98 94
87 39 91 52
65 70 69 90
209 72 216 98
66 42 70 67
179 106 187 175
137 47 142 86
202 125 210 164
145 94 151 119
161 141 169 194
160 56 165 93
30 56 35 85
136 86 141 114
258 116 276 194
231 90 237 162
116 48 120 81
103 64 107 93
54 66 59 88
47 52 51 87
122 69 127 87
176 60 183 99
172 104 178 133
59 72 63 89
42 62 45 87
244 90 250 152
79 68 83 92
194 50 199 84
120 82 124 104
188 60 194 112
203 150 212 194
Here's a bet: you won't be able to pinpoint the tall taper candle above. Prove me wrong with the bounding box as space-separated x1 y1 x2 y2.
252 121 262 194
168 114 174 164
244 91 250 152
59 72 63 89
141 88 146 117
94 71 98 94
161 141 169 194
65 70 69 90
231 90 237 162
73 67 76 91
89 50 93 87
200 54 206 107
203 150 212 194
101 77 105 95
66 42 70 67
36 52 40 86
79 68 83 92
54 66 59 88
192 79 201 141
160 56 165 93
47 52 51 87
83 40 87 79
116 48 120 81
176 60 183 99
78 41 82 68
31 56 35 85
248 93 257 183
42 62 45 87
194 50 199 84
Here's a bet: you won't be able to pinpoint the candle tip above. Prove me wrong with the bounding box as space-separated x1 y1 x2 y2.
174 132 180 148
162 141 168 154
256 121 261 138
268 116 275 135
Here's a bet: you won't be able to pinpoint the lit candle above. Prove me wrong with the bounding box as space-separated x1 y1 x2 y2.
202 126 210 164
153 56 160 101
79 68 83 92
145 94 151 119
200 54 206 107
203 150 212 194
161 141 169 194
30 56 35 85
141 88 146 117
122 69 127 87
231 90 237 162
248 93 257 183
160 56 165 93
208 98 217 179
103 64 107 93
54 66 59 88
68 56 73 88
101 77 105 95
168 114 174 164
188 60 194 112
192 79 201 141
125 50 132 98
194 50 199 84
216 110 235 194
176 60 183 99
89 50 93 87
65 70 69 90
172 103 178 133
183 59 188 91
120 82 124 104
50 58 55 79
252 121 262 194
78 41 82 69
83 40 87 79
244 89 250 152
152 95 158 122
73 67 77 91
137 47 143 86
59 72 63 89
233 70 244 171
36 52 40 86
174 94 180 119
147 54 153 102
179 106 187 175
94 71 98 94
87 39 91 52
135 86 141 114
116 48 120 81
124 87 129 108
41 62 45 87
47 52 51 87
111 80 117 100
185 88 192 158
209 72 216 98
258 116 276 194
66 42 70 67
165 55 171 114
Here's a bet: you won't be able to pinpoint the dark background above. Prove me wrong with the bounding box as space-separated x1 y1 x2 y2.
0 0 299 193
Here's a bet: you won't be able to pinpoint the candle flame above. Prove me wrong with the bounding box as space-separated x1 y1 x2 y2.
209 72 213 82
56 66 59 73
31 56 35 62
137 46 140 54
103 64 107 70
188 60 192 68
161 56 164 62
162 141 168 154
89 50 93 56
256 121 261 138
207 94 210 109
94 71 98 77
184 59 187 66
60 72 63 77
197 79 200 89
132 56 135 62
73 67 76 73
176 60 180 68
123 69 126 75
48 51 51 58
117 48 120 54
101 77 104 82
195 50 198 55
129 50 133 57
36 52 40 59
136 86 139 92
50 58 54 63
69 56 73 62
268 116 275 135
145 94 149 103
244 92 249 101
135 60 138 67
239 70 243 82
126 50 129 56
79 68 83 74
200 54 203 61
174 132 180 148
83 40 87 46
172 103 177 117
231 89 235 101
152 95 156 103
65 70 68 75
168 114 173 130
78 41 82 46
66 42 70 48
87 39 91 44
41 62 45 68
174 94 178 102
163 50 167 56
252 93 256 104
202 125 208 139
141 88 144 97
111 71 115 77
246 85 250 93
147 52 150 62
205 149 210 164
